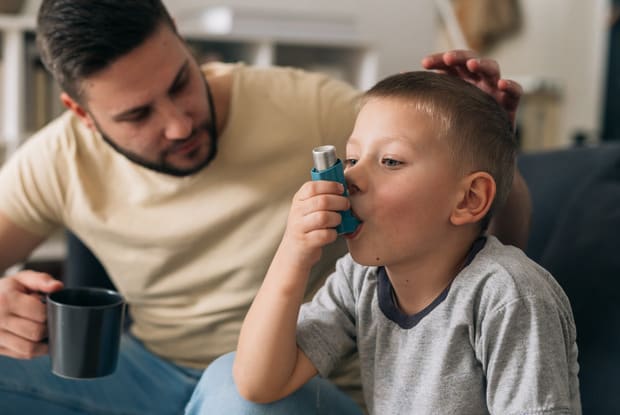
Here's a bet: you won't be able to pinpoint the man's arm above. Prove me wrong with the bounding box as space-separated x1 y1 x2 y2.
0 211 63 359
0 212 46 272
488 169 532 248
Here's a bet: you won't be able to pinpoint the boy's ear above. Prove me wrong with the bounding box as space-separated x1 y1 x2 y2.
60 92 96 130
450 171 496 226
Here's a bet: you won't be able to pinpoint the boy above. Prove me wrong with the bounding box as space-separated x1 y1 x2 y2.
231 71 581 414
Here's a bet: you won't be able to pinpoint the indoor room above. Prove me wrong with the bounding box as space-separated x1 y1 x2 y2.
0 0 617 414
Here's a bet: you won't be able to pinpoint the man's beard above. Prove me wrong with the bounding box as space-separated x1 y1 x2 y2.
98 123 217 177
96 77 218 177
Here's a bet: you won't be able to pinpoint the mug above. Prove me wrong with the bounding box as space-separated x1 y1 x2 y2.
46 287 126 379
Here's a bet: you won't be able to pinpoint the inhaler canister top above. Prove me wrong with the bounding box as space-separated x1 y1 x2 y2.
312 145 338 171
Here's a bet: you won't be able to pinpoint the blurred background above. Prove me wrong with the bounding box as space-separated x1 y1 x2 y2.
0 0 616 162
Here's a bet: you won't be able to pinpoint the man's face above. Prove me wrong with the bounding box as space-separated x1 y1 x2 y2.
76 25 215 176
343 97 463 269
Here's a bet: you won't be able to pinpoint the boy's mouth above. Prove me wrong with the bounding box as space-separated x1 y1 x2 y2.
343 208 363 239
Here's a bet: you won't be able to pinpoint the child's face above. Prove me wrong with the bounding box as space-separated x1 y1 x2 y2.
344 97 463 268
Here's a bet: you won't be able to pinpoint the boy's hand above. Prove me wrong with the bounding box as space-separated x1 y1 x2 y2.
279 180 350 271
422 49 522 127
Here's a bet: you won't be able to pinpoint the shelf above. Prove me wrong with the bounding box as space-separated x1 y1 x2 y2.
0 14 35 31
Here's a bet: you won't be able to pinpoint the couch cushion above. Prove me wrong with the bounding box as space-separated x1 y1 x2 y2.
519 142 620 413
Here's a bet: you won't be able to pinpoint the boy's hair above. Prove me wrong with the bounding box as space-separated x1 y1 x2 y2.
364 71 517 230
36 0 176 103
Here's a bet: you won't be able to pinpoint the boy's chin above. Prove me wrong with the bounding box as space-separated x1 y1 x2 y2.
347 248 383 267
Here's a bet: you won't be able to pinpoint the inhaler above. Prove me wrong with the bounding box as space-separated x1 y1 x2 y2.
310 145 360 235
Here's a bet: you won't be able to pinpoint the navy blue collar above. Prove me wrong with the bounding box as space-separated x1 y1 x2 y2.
377 236 487 329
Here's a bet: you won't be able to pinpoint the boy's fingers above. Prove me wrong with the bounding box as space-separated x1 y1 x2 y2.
422 50 477 70
297 181 344 201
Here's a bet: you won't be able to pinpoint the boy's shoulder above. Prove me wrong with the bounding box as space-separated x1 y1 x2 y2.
455 236 572 316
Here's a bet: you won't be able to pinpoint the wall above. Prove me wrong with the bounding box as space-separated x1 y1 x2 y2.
438 0 610 147
495 0 609 146
23 0 610 147
23 0 437 80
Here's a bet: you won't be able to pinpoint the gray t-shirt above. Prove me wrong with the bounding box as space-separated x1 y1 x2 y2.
297 236 581 414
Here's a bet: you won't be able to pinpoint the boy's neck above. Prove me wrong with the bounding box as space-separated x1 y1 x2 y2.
386 232 482 316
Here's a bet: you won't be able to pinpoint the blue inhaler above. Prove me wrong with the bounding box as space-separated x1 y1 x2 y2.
311 145 360 235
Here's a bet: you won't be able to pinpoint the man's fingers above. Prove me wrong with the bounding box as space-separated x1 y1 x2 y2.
422 50 478 70
4 292 48 323
466 58 501 83
0 330 48 359
1 314 48 342
498 79 523 101
13 270 63 294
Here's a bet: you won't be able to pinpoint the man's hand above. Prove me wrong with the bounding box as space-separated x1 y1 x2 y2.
422 50 522 127
0 271 63 359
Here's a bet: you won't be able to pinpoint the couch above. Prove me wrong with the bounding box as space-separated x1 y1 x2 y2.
517 141 620 413
64 141 620 413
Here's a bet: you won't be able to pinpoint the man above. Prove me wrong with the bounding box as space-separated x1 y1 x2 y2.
0 1 528 414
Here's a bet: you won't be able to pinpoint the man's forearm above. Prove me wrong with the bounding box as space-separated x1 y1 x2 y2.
489 168 532 249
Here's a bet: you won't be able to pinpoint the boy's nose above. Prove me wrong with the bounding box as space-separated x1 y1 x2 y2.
347 180 361 195
344 167 362 195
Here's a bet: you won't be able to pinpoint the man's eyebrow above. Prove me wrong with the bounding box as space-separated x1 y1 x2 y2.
111 60 190 122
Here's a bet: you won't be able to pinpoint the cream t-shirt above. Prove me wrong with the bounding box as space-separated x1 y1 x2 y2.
0 63 360 368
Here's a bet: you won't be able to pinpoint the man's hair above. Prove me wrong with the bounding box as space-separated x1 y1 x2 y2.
36 0 176 102
364 71 517 230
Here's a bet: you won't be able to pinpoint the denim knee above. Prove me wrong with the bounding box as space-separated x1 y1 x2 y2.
185 351 363 415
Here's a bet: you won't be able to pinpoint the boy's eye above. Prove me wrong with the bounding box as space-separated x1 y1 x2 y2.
382 158 402 167
344 158 358 167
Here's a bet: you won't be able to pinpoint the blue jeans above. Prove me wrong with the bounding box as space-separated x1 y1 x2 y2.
185 352 364 415
0 337 362 415
0 334 203 415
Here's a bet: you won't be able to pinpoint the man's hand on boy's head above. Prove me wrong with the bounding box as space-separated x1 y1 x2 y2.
422 50 523 127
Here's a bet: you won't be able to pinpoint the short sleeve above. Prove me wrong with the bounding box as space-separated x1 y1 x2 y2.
314 75 360 150
478 295 579 414
296 256 359 378
0 119 68 235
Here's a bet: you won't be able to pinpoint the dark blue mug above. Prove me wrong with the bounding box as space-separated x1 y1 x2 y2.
46 287 125 379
